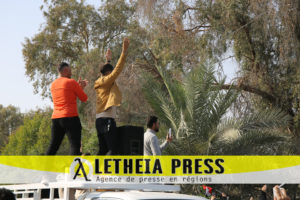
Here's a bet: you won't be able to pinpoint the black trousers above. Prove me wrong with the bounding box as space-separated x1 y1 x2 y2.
95 117 118 155
46 116 82 155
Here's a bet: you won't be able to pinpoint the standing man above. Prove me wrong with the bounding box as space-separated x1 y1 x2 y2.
94 37 129 155
144 116 172 156
46 62 88 155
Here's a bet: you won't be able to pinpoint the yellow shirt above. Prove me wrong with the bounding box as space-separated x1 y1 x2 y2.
94 52 127 114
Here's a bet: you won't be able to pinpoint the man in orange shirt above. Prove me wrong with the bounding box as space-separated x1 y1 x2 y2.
46 62 88 155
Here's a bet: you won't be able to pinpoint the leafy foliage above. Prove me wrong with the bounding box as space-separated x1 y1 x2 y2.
13 0 300 198
143 63 291 155
2 108 69 155
1 109 57 155
0 105 23 150
136 0 300 137
23 0 151 128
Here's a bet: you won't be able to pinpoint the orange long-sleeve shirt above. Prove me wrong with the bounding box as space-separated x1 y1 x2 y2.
51 77 88 119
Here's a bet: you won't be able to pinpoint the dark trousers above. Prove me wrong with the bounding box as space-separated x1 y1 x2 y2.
95 117 118 155
46 116 82 155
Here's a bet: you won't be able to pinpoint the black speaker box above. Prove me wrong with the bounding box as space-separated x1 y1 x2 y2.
117 125 144 155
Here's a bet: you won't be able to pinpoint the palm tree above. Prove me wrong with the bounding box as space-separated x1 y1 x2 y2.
142 64 292 155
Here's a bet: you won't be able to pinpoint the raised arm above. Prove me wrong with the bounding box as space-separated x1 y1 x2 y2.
94 38 130 89
105 48 112 63
160 133 172 151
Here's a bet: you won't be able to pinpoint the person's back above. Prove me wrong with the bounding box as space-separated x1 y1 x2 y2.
51 77 87 119
94 38 129 155
46 62 88 155
94 51 127 114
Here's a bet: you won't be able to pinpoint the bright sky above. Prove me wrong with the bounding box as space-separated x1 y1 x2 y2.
0 1 237 113
0 1 50 113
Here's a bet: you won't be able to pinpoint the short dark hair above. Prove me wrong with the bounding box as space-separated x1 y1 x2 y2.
147 116 158 128
58 62 69 72
0 188 16 200
100 63 114 75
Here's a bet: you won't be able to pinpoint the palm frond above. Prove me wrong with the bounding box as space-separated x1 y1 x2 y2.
239 108 291 133
142 73 170 124
211 130 290 155
142 62 292 156
155 64 186 110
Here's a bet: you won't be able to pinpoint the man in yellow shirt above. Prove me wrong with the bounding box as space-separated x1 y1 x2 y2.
94 38 129 155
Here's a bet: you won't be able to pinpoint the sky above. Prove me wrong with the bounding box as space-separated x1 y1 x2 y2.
0 1 237 113
0 1 51 112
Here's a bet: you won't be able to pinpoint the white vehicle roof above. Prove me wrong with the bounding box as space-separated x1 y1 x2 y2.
84 191 208 200
3 182 180 192
3 182 208 200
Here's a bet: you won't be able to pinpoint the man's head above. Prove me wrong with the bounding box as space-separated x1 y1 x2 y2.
147 116 159 132
0 188 16 200
58 62 72 78
100 63 114 76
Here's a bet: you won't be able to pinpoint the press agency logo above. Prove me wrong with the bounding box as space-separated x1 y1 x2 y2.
70 158 93 181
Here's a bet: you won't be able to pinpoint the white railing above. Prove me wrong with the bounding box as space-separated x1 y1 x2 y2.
2 182 180 200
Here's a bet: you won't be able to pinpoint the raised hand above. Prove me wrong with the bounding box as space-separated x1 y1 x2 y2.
122 37 130 53
166 134 172 142
273 185 290 200
105 48 112 63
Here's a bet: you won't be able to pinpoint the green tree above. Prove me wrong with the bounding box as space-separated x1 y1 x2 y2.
137 0 300 137
2 107 100 155
23 0 151 127
1 108 70 155
0 104 23 150
143 63 292 155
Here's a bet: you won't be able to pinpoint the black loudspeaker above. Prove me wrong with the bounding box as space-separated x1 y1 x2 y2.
117 126 144 155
